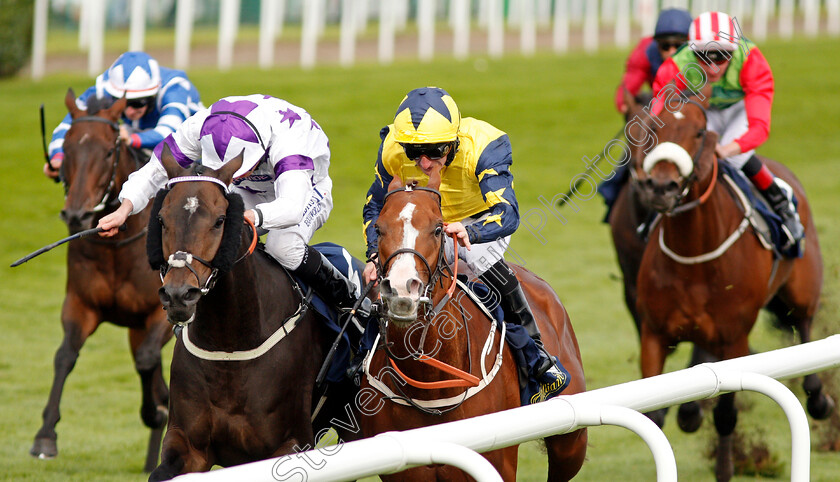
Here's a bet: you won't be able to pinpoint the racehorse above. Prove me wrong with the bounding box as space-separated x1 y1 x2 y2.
360 172 587 481
609 90 718 433
147 146 357 480
629 90 833 480
30 90 171 472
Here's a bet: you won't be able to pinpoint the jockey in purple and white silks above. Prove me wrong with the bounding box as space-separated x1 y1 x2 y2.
45 52 203 179
97 94 366 313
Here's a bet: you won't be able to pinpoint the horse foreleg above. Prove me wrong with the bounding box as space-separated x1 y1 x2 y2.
130 321 171 472
545 429 588 481
639 327 668 427
129 323 170 430
713 392 737 482
31 304 97 459
677 345 718 433
149 428 211 481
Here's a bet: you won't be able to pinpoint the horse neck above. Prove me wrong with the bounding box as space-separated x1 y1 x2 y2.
660 170 742 254
191 248 278 350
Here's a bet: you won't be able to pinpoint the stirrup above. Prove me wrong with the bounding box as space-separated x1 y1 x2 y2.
533 346 554 379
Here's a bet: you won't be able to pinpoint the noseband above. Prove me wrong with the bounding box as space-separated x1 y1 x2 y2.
634 98 714 216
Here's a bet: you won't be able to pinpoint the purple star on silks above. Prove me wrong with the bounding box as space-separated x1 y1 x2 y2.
279 108 301 127
311 119 321 131
201 99 261 162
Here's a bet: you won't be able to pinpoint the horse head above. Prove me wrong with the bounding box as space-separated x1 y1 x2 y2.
149 144 247 325
375 169 446 326
60 88 128 233
629 87 718 214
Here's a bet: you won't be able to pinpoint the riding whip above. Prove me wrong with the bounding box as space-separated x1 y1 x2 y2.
315 279 376 389
10 224 126 267
40 104 60 184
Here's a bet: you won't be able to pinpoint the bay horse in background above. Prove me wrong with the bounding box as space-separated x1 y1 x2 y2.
30 90 171 472
630 89 833 480
148 146 358 480
360 172 587 481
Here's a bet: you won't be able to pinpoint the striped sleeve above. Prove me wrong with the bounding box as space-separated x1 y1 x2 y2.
465 134 520 244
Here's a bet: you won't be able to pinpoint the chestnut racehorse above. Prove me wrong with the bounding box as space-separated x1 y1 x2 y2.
360 172 587 481
630 92 833 480
30 90 171 472
147 146 358 480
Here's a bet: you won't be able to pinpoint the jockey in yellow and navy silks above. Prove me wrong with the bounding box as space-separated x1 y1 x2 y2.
362 87 557 382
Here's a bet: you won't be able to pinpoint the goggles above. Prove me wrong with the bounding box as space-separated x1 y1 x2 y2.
696 50 731 65
401 142 452 161
127 96 155 109
656 38 686 51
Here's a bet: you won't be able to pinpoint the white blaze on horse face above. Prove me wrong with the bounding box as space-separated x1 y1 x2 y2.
388 202 422 298
183 197 199 217
673 111 685 120
79 133 90 144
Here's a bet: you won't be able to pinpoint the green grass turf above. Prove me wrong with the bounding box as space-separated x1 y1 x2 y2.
1 35 839 481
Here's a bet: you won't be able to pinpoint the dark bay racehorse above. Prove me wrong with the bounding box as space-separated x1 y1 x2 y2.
148 146 357 480
361 172 587 481
30 90 171 472
630 91 833 480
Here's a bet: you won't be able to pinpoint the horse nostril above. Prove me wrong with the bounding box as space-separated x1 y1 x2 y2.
183 287 202 306
667 181 680 193
407 277 424 297
380 279 395 297
158 287 171 307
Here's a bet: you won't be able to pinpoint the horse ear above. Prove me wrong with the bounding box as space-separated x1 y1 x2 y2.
623 87 636 115
427 166 442 190
218 149 245 184
387 174 404 193
65 88 84 118
159 143 186 179
106 96 128 121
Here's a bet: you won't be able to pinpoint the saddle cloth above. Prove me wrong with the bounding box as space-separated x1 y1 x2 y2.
719 162 803 259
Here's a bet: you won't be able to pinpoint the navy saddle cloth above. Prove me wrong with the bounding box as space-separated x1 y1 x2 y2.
292 242 373 384
719 162 803 259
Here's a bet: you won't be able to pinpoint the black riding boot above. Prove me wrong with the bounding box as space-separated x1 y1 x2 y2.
760 178 804 244
294 245 369 314
479 260 554 379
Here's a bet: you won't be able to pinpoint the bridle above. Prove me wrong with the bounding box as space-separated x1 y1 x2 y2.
633 98 717 216
376 185 455 321
158 176 258 295
64 116 123 212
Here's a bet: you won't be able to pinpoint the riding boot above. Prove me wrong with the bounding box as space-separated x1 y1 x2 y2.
294 245 371 315
479 260 554 379
760 178 805 245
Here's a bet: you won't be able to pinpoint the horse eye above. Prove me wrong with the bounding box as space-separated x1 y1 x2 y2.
374 225 381 236
214 216 225 229
434 225 443 237
696 129 705 138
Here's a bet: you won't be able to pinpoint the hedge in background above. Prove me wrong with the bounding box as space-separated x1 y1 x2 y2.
0 0 33 78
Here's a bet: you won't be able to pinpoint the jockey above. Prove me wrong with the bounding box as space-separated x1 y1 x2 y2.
45 51 203 179
97 94 367 314
614 8 692 115
652 11 804 244
362 87 558 383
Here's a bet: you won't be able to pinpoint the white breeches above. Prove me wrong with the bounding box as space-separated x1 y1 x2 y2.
706 100 753 169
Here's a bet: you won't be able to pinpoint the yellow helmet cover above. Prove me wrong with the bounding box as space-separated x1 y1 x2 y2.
393 87 461 144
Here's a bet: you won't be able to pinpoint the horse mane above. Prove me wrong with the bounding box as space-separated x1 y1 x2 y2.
212 192 245 272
